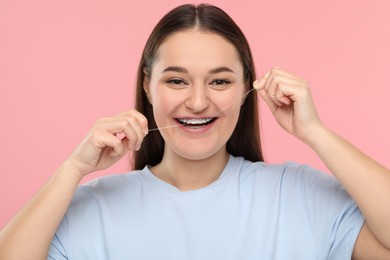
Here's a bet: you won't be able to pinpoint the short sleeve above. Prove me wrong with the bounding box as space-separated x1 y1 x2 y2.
47 215 69 259
298 164 365 259
327 198 364 258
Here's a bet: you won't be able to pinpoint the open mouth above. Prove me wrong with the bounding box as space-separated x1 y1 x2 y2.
175 117 217 127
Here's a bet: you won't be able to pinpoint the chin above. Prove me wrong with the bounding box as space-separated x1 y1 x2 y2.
170 142 227 162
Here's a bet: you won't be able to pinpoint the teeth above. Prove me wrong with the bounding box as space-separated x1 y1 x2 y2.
177 118 214 125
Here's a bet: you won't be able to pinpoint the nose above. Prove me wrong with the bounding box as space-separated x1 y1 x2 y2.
185 83 209 112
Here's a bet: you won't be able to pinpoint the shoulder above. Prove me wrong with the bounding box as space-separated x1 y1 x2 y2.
68 170 144 213
80 170 143 192
235 156 336 186
233 156 348 204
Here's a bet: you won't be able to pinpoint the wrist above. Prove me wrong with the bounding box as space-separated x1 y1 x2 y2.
56 159 85 184
300 124 334 149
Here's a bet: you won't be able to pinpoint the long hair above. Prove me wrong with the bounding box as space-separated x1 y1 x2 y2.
133 4 264 170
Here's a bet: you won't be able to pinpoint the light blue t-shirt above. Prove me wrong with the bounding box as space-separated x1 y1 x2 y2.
48 155 364 259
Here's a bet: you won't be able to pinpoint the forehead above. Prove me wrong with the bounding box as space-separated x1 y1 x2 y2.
153 30 243 73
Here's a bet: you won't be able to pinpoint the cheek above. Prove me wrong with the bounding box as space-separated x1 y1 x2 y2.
219 90 246 129
151 88 179 124
215 89 244 115
223 105 242 130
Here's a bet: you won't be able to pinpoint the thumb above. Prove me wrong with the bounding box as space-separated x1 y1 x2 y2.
253 79 265 90
257 86 278 113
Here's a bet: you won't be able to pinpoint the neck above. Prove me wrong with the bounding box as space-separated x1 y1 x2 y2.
151 149 230 191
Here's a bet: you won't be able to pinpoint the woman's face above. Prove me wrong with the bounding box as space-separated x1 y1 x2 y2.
144 29 246 161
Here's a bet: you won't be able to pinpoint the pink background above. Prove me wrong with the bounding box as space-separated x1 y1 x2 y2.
1 0 389 228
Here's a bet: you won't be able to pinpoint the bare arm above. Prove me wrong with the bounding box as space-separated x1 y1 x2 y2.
308 127 390 259
0 109 148 259
0 163 82 260
255 67 390 259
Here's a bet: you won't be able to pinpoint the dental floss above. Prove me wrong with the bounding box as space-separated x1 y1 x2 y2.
148 87 256 132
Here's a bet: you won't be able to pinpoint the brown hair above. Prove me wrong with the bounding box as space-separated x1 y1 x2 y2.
133 4 264 170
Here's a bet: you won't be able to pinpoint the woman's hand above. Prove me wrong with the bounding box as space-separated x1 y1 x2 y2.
255 69 390 258
0 108 148 259
65 109 148 177
254 67 324 144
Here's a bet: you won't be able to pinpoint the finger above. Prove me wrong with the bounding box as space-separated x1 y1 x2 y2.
263 69 276 92
118 137 130 155
94 132 125 156
265 67 307 90
269 76 306 106
96 119 129 136
116 109 149 135
96 111 148 151
253 79 264 90
97 110 149 136
275 86 292 105
107 118 144 151
253 70 271 90
277 82 310 104
123 117 146 151
255 69 286 107
269 67 307 84
91 119 136 152
258 87 278 113
266 75 284 107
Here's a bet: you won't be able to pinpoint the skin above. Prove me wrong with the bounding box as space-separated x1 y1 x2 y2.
255 68 390 259
143 30 246 191
0 29 390 259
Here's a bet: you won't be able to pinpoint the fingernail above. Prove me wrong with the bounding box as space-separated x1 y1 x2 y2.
253 78 265 90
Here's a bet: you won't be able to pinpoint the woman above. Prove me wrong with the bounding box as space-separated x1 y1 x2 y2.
1 4 389 259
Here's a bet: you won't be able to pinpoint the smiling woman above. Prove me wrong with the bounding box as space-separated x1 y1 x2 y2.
136 5 263 170
143 30 247 169
1 3 390 260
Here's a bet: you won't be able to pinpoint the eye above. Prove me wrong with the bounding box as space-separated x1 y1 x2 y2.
166 79 187 85
210 79 231 86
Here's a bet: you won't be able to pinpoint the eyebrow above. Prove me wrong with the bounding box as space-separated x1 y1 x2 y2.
161 66 236 75
209 67 235 74
162 66 188 74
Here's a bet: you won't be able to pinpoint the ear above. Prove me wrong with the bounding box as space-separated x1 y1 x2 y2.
143 69 152 105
